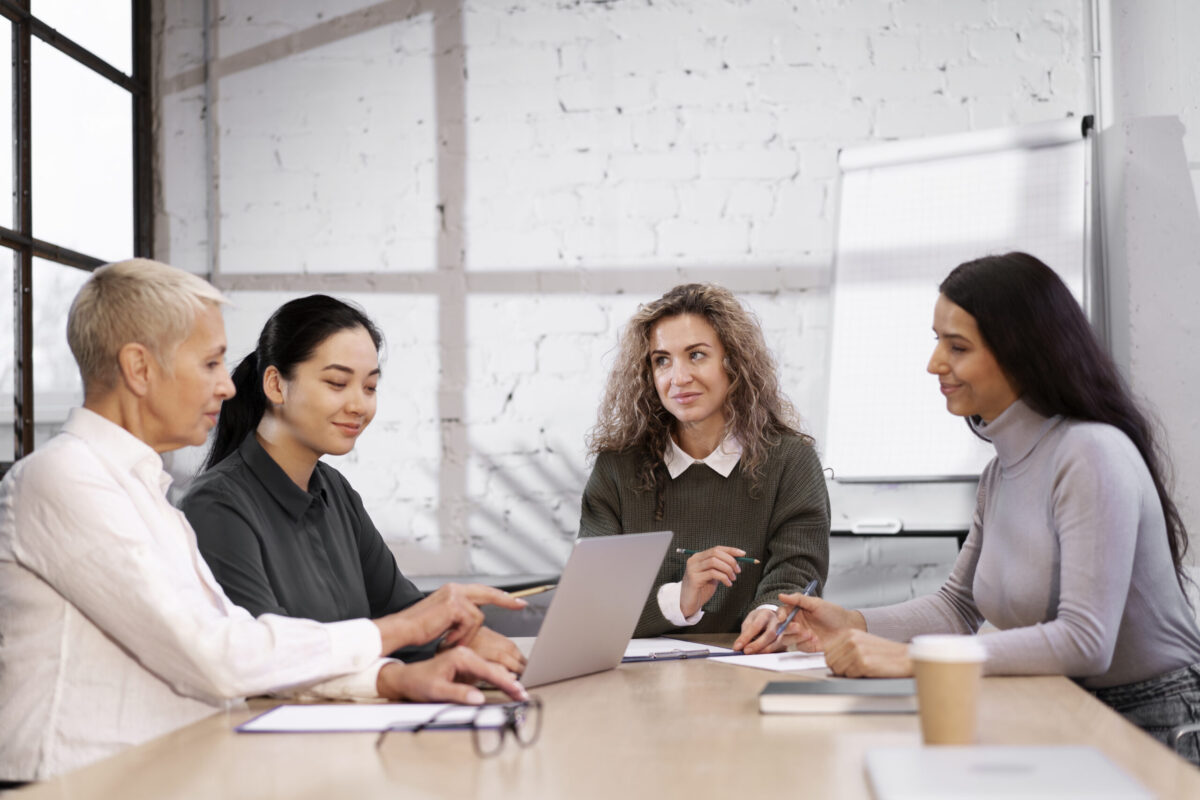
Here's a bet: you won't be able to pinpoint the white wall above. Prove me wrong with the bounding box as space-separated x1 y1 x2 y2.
1100 0 1200 580
154 0 1087 606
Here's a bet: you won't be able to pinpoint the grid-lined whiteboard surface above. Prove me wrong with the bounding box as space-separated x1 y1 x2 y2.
825 129 1087 481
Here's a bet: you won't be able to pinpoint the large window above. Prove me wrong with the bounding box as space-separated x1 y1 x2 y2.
0 0 150 471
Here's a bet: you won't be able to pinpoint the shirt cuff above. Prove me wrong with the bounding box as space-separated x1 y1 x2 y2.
324 617 384 669
657 582 704 627
755 603 779 614
284 658 395 701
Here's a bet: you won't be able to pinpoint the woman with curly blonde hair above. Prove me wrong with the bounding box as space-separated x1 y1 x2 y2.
579 283 829 653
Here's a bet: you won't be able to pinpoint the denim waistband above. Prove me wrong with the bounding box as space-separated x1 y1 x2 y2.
1090 662 1200 707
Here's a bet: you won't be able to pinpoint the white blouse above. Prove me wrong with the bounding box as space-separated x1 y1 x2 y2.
0 409 389 780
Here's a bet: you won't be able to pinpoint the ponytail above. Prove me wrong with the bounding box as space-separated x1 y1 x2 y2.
205 351 266 470
202 294 383 471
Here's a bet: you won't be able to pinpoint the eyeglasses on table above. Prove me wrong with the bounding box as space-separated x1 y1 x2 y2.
375 696 543 758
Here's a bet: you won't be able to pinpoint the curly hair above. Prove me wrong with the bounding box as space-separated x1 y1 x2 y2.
588 284 807 515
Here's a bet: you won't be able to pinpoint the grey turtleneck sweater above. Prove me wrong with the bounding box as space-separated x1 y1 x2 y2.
861 398 1200 688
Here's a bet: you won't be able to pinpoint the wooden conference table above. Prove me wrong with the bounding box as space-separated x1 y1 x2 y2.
12 636 1200 800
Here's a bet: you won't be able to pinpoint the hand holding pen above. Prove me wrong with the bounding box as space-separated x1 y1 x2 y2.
774 578 820 638
675 548 760 565
678 545 754 619
774 584 868 652
730 577 817 655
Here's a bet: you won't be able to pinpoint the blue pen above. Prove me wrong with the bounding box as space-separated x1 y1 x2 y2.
774 578 819 638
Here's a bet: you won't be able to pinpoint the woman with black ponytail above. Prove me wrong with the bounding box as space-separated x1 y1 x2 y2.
181 295 526 677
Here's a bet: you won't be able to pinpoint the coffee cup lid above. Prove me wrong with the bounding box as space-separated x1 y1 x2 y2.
909 634 987 662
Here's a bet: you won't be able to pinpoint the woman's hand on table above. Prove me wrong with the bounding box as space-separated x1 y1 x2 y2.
733 606 788 654
376 647 528 704
821 629 913 678
460 625 527 675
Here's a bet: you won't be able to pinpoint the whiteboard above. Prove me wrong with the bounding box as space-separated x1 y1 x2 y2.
824 119 1091 481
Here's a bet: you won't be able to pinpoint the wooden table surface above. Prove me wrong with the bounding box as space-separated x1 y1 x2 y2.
12 637 1200 799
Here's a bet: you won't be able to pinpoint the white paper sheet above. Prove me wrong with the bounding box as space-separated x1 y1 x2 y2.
237 703 508 733
709 650 828 673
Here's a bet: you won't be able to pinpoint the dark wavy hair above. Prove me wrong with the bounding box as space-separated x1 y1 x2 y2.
204 295 383 470
940 252 1189 592
588 283 806 518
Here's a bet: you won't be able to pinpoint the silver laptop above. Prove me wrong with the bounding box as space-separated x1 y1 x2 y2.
514 531 672 688
865 746 1152 800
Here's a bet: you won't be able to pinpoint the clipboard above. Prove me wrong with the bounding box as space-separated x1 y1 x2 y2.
236 703 508 734
620 638 741 663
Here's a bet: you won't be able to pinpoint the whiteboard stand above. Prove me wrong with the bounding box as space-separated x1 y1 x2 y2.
823 116 1097 534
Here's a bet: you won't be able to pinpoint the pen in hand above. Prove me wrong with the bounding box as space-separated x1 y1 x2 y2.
674 547 760 565
509 584 556 599
774 578 820 639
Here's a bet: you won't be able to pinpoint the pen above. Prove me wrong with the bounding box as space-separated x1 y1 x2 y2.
774 578 819 638
674 548 760 565
509 584 556 599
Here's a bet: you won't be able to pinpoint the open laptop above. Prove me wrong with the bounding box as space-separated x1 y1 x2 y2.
513 531 672 688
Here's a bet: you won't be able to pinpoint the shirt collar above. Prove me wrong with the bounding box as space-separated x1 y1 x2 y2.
237 433 324 520
663 434 743 479
63 407 169 490
969 397 1063 469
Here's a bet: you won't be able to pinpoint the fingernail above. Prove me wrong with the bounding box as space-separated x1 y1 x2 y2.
467 688 485 704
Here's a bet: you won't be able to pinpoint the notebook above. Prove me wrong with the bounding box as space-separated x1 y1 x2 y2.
865 746 1153 799
514 531 672 688
759 678 916 714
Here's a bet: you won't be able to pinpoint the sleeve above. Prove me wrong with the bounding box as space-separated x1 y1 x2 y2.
343 477 424 618
862 435 1141 681
11 455 384 704
272 655 393 701
749 443 831 612
577 454 624 539
859 464 993 640
656 582 705 627
343 477 436 663
968 433 1139 677
182 483 289 618
577 456 673 636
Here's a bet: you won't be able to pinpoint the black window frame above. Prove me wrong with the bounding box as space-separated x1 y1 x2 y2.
0 0 152 474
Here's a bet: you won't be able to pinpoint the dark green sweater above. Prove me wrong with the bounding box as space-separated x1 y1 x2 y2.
578 434 830 637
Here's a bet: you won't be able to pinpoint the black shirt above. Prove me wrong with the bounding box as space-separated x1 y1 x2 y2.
180 434 431 659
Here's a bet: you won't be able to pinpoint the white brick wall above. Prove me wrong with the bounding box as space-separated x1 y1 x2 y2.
152 0 1087 607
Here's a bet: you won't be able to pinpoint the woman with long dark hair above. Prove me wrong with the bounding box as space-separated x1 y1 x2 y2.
580 283 829 653
181 294 525 680
778 253 1200 761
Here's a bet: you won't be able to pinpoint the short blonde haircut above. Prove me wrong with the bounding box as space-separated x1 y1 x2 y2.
67 258 228 393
